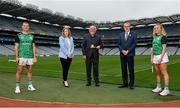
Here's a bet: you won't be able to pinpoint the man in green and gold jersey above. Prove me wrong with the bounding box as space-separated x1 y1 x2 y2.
14 22 37 94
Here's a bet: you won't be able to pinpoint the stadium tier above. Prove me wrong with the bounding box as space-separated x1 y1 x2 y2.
0 14 180 56
0 0 179 56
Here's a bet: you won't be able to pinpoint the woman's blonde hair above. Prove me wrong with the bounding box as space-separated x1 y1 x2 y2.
153 23 167 36
61 27 71 38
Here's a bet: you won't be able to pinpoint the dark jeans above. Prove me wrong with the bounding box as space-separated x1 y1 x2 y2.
60 57 72 81
120 56 135 87
85 56 99 84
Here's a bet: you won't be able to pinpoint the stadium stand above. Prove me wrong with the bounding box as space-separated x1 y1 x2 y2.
0 44 14 56
106 48 119 55
167 47 178 55
135 47 148 55
99 48 112 55
0 0 179 56
142 48 151 55
176 48 180 55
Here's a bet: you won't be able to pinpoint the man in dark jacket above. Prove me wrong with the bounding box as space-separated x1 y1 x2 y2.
82 25 103 87
118 22 137 89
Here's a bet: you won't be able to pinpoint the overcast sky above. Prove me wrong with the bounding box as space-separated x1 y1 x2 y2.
18 0 180 22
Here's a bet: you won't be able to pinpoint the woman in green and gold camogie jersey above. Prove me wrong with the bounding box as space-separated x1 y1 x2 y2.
151 23 170 96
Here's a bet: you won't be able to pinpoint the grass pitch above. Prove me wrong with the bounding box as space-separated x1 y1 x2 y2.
0 55 180 104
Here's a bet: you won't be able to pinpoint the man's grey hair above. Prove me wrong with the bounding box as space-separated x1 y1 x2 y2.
89 25 97 30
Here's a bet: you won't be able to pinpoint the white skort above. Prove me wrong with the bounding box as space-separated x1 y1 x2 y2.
153 53 169 64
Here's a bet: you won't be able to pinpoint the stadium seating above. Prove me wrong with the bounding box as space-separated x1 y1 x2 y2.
74 48 82 55
0 44 14 55
166 47 178 55
142 48 151 55
135 47 148 55
106 48 119 55
176 48 180 55
0 15 179 56
1 15 180 38
0 43 179 56
99 48 112 55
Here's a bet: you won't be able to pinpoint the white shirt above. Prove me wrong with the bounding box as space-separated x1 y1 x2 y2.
125 31 130 40
66 37 71 55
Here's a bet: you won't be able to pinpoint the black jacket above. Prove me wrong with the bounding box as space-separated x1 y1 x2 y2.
82 34 103 58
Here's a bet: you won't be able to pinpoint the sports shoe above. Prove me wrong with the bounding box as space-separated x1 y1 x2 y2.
28 85 36 91
15 86 21 94
159 89 170 96
152 87 162 93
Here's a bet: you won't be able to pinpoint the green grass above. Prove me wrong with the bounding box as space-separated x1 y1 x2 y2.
0 55 180 104
0 55 180 90
0 72 180 104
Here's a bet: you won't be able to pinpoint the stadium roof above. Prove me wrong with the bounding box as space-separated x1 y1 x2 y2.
0 0 180 29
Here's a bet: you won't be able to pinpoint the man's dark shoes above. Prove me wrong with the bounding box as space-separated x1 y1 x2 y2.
95 83 100 87
86 82 91 86
118 85 128 88
129 86 135 90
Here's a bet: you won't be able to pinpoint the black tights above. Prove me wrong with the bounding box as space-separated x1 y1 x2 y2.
60 57 72 81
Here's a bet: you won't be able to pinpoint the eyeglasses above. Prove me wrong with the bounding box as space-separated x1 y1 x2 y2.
124 26 130 27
